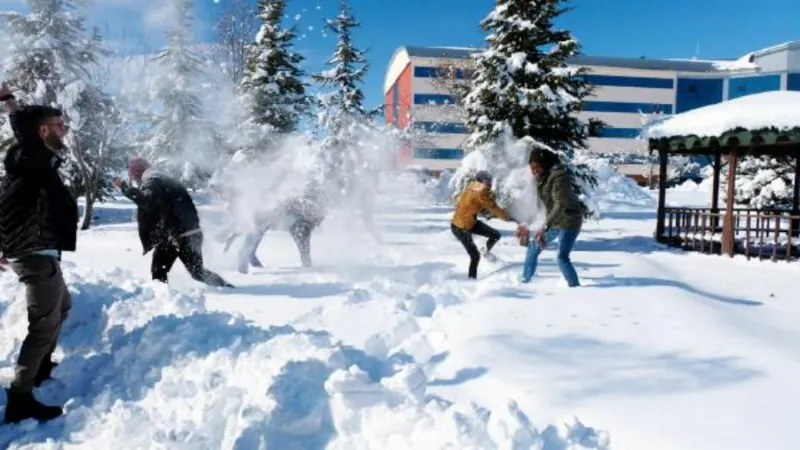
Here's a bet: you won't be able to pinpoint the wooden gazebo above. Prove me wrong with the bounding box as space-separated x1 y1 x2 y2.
645 91 800 261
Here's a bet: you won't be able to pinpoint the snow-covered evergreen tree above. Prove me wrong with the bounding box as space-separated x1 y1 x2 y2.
460 0 603 218
0 0 101 107
733 155 796 209
311 0 382 201
239 0 308 144
143 0 222 185
0 0 104 182
67 81 131 229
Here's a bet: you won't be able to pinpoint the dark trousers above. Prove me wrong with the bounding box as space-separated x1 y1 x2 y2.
152 233 230 287
451 221 501 279
8 256 70 393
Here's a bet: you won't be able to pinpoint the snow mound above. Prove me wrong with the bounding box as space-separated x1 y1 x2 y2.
0 264 610 449
575 155 655 208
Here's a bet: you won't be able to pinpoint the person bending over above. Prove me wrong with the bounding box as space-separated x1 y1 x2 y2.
450 170 516 279
114 159 233 288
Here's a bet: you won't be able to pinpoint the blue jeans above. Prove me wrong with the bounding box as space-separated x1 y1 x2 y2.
521 228 580 286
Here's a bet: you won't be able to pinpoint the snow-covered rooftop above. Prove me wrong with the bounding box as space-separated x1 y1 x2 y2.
643 91 800 139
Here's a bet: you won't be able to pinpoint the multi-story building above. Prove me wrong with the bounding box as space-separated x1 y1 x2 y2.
384 41 800 177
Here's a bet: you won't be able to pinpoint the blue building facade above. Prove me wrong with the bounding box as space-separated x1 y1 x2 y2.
384 41 800 173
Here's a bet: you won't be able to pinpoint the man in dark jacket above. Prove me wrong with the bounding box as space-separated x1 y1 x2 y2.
113 159 233 288
516 149 585 286
0 82 76 423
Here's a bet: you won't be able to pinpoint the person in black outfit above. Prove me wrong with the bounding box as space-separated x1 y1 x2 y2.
0 82 76 423
113 159 233 288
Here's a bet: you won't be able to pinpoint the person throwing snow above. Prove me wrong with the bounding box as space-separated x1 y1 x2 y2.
516 149 585 286
451 170 517 279
114 158 233 288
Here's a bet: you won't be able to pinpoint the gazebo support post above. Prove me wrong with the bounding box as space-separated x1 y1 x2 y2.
721 148 739 257
711 151 722 231
792 146 800 237
655 147 668 242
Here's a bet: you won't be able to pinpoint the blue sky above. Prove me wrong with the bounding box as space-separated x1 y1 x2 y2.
2 0 799 110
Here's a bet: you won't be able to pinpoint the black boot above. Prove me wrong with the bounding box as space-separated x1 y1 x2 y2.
3 388 63 424
34 360 58 388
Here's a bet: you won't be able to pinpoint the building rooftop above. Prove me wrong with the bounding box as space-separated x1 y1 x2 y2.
386 40 800 92
400 45 724 72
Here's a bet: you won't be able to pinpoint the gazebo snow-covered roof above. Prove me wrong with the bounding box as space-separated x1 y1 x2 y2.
644 91 800 152
645 91 800 261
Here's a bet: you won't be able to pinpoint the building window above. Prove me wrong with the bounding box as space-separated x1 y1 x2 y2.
594 127 641 139
582 74 674 89
584 101 673 114
727 74 781 100
412 148 465 160
413 93 456 105
411 121 468 134
675 78 723 113
788 73 800 91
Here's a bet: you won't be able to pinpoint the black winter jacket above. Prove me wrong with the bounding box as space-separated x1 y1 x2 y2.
121 171 201 254
0 110 78 259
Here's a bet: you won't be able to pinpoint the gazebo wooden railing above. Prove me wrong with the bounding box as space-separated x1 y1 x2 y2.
648 118 800 261
662 207 800 261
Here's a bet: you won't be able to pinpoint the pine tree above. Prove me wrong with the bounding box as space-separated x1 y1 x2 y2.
0 0 101 107
0 0 103 180
143 0 221 185
461 0 603 218
239 0 308 141
68 82 131 229
311 0 379 201
312 0 381 121
732 155 796 209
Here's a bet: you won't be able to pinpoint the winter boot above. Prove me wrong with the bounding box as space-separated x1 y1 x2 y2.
33 360 58 388
249 255 264 268
3 388 63 424
480 246 497 262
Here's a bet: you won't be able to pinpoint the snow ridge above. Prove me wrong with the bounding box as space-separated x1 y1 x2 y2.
0 262 610 449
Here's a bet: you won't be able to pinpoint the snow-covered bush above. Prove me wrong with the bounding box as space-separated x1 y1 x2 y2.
732 155 796 209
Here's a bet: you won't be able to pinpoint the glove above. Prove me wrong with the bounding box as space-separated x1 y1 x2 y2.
513 225 530 247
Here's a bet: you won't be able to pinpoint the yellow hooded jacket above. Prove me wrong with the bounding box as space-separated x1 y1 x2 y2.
451 181 511 230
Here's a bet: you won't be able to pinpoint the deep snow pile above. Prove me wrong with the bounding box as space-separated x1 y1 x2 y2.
0 263 610 449
573 154 655 209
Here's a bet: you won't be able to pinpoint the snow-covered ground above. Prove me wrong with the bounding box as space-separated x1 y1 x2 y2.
1 178 799 450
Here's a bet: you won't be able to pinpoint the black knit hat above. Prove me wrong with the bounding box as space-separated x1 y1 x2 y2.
474 170 492 185
24 105 63 123
528 148 559 170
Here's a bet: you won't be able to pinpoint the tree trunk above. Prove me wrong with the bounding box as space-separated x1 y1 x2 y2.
81 192 94 230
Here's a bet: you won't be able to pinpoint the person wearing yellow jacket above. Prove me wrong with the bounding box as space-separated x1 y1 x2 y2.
451 171 517 279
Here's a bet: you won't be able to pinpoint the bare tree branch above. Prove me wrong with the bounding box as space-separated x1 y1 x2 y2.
211 0 259 86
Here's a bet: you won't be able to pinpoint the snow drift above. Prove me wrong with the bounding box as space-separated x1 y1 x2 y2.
573 154 655 211
0 264 610 449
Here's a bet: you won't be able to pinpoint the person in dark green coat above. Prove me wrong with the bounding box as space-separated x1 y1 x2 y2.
516 148 585 286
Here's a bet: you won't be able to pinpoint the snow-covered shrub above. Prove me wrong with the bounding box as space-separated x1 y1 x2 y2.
732 155 796 209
